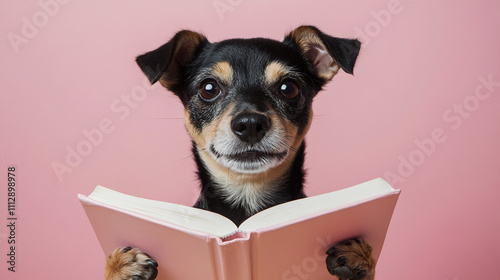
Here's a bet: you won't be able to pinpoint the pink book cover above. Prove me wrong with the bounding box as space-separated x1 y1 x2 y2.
248 193 399 279
78 178 400 280
79 195 221 280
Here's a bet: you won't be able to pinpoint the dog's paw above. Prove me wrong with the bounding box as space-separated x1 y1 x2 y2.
325 238 375 280
105 246 158 280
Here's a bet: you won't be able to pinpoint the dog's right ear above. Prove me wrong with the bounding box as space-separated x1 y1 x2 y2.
284 26 361 82
136 30 208 89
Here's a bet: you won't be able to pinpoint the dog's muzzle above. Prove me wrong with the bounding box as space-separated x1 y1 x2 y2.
207 111 290 174
231 112 271 145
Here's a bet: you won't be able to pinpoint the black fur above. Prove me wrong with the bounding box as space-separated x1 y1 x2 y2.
180 38 322 133
129 26 374 280
135 26 361 226
282 26 361 74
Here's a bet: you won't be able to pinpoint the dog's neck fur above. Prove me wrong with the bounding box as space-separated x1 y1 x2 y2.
193 141 307 226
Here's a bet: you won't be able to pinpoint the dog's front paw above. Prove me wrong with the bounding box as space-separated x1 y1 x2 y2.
105 246 158 280
325 238 375 280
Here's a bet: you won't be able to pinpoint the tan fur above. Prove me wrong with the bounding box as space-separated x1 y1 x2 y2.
117 25 365 280
290 26 340 81
185 102 313 193
212 61 233 86
183 103 233 150
327 239 376 280
264 61 290 85
288 109 314 152
105 247 156 280
290 26 326 52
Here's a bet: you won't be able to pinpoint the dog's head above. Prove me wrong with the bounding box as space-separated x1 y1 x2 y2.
136 26 360 177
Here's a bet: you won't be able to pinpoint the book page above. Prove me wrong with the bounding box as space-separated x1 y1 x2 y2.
239 178 396 232
87 186 237 237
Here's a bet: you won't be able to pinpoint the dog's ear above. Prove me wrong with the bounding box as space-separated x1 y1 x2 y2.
284 26 361 81
136 30 208 89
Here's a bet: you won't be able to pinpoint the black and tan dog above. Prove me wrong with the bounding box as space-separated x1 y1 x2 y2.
105 26 375 280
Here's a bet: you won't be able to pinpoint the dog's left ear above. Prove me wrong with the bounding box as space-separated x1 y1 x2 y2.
284 26 361 81
135 30 208 88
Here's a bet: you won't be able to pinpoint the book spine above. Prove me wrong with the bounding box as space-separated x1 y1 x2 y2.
209 235 253 280
249 231 263 280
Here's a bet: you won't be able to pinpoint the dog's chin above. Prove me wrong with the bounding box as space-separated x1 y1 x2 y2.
209 146 289 174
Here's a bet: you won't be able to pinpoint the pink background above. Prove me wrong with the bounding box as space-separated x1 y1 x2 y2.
1 0 499 279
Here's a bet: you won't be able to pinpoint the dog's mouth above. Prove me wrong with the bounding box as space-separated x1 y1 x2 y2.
213 148 288 162
209 145 289 173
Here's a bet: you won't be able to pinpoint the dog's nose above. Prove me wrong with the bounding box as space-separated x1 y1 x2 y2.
231 112 271 145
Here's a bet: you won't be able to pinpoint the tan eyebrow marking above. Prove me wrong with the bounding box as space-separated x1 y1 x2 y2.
211 61 233 85
264 61 291 85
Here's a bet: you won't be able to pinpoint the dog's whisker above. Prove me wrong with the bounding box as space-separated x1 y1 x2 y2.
313 113 333 119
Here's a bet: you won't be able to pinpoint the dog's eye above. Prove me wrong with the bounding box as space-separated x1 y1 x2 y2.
199 79 221 101
279 80 299 99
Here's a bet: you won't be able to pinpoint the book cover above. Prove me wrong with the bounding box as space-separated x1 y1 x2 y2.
79 178 400 280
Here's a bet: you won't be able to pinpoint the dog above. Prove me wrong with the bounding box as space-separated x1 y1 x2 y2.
105 26 375 280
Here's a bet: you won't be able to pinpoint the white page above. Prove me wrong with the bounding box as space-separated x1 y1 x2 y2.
239 178 394 231
88 186 237 237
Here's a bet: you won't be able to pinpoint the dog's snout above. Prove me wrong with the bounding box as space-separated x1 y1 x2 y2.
231 112 271 145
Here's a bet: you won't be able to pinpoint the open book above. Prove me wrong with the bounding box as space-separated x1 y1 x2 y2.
78 178 400 280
